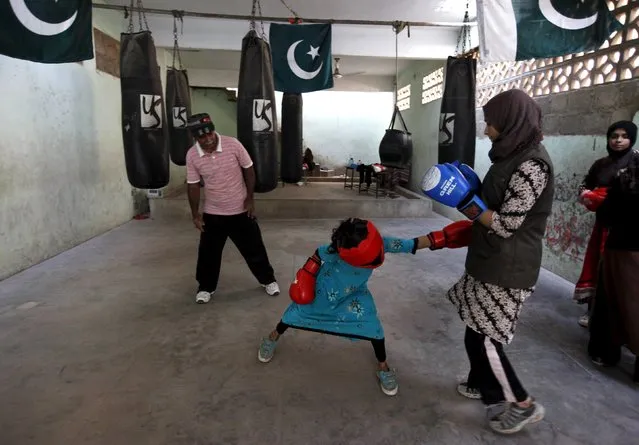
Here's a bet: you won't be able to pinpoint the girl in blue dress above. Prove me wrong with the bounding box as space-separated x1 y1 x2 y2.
258 217 431 396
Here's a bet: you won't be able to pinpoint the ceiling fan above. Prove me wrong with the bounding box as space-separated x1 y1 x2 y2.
332 57 366 78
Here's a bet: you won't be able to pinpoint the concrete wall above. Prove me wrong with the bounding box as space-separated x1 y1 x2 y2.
0 11 183 281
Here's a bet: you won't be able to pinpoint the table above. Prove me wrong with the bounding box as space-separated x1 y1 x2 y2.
344 166 356 189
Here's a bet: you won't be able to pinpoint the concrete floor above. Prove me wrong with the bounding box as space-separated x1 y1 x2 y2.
0 215 637 445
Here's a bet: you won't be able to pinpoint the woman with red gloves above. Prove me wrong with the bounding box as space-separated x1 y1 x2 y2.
574 121 639 328
256 217 466 396
587 121 639 382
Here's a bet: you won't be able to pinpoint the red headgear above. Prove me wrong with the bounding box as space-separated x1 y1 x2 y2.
337 221 385 268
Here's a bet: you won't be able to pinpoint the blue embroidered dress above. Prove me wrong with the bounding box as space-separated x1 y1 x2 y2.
281 237 417 340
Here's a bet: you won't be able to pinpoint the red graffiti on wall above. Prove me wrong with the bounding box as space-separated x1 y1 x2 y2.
544 207 592 260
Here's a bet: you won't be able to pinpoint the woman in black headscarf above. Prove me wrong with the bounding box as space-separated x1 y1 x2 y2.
573 121 639 328
587 121 639 382
423 89 554 434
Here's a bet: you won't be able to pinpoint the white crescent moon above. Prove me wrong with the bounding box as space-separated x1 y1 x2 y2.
9 0 77 36
287 40 323 80
539 0 598 30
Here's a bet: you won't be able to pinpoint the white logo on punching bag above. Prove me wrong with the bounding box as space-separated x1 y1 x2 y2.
252 99 273 132
140 94 163 129
439 113 455 145
172 106 187 128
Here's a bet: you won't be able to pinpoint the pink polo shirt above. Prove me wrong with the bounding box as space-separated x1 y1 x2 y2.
186 133 254 216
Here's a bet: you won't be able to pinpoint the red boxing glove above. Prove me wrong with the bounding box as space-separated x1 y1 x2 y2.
580 187 608 212
289 254 321 305
427 220 473 250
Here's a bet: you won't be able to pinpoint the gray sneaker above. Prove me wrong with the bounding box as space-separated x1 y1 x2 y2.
489 400 545 434
376 369 399 396
457 381 482 399
258 337 278 363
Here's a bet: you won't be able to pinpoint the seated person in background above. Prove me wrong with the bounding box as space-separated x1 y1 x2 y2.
303 148 316 175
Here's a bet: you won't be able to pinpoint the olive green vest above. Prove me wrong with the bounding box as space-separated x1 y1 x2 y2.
465 144 555 288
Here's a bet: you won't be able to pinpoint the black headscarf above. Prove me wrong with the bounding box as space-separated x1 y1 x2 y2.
482 89 543 162
606 120 637 159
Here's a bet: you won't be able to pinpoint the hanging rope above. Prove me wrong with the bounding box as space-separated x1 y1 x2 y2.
171 11 184 69
392 22 409 101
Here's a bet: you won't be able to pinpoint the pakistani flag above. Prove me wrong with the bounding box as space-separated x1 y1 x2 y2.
269 23 333 93
0 0 94 63
477 0 622 62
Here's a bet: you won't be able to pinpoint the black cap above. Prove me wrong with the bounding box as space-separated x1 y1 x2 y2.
187 113 215 136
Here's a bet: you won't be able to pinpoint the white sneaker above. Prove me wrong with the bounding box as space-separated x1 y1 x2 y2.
196 291 213 304
263 282 280 296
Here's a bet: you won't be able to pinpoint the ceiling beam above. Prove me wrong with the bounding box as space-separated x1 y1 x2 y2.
92 3 477 28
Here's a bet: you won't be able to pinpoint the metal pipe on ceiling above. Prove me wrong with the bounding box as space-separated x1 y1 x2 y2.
91 3 477 28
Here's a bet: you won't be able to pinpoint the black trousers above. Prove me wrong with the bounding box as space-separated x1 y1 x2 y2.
464 326 528 405
196 212 276 292
275 321 387 362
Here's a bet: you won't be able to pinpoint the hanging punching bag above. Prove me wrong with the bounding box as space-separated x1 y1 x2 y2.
280 93 303 183
166 68 193 166
379 106 413 168
120 31 170 189
438 56 477 167
237 30 279 193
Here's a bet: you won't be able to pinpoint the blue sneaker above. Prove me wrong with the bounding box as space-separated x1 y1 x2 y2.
258 337 277 363
376 369 398 396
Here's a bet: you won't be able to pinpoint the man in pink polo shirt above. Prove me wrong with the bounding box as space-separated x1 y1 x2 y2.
185 113 280 304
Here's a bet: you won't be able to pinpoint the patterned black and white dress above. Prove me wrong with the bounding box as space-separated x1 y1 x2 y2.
447 159 551 344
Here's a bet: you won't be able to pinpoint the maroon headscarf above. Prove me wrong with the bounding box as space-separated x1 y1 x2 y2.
482 89 543 162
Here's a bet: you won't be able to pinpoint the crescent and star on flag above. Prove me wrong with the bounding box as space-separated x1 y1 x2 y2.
287 40 323 80
9 0 78 36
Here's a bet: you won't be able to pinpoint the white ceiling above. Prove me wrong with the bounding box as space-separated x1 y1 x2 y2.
101 0 479 61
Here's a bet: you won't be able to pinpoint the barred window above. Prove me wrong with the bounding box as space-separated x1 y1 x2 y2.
397 84 411 110
422 67 444 105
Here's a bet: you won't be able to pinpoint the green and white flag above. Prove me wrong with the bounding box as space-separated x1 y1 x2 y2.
477 0 622 62
0 0 94 63
269 23 333 93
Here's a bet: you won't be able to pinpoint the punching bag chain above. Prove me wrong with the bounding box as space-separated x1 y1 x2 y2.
455 2 472 56
278 0 301 20
249 0 266 38
171 11 184 69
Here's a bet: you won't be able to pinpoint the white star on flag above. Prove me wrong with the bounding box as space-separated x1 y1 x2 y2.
307 45 320 60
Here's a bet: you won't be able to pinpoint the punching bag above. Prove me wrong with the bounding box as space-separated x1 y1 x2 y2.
280 93 303 183
237 30 279 193
120 31 170 189
379 106 413 168
166 68 193 166
438 56 477 167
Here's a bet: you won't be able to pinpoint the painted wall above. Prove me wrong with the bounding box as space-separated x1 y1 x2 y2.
0 11 182 281
190 88 238 138
396 61 639 284
394 59 448 191
272 90 394 169
185 87 394 171
473 80 639 283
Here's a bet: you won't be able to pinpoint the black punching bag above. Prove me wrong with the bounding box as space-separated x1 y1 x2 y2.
120 31 170 189
280 93 303 183
166 68 193 166
438 56 477 167
237 30 279 193
379 106 413 168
